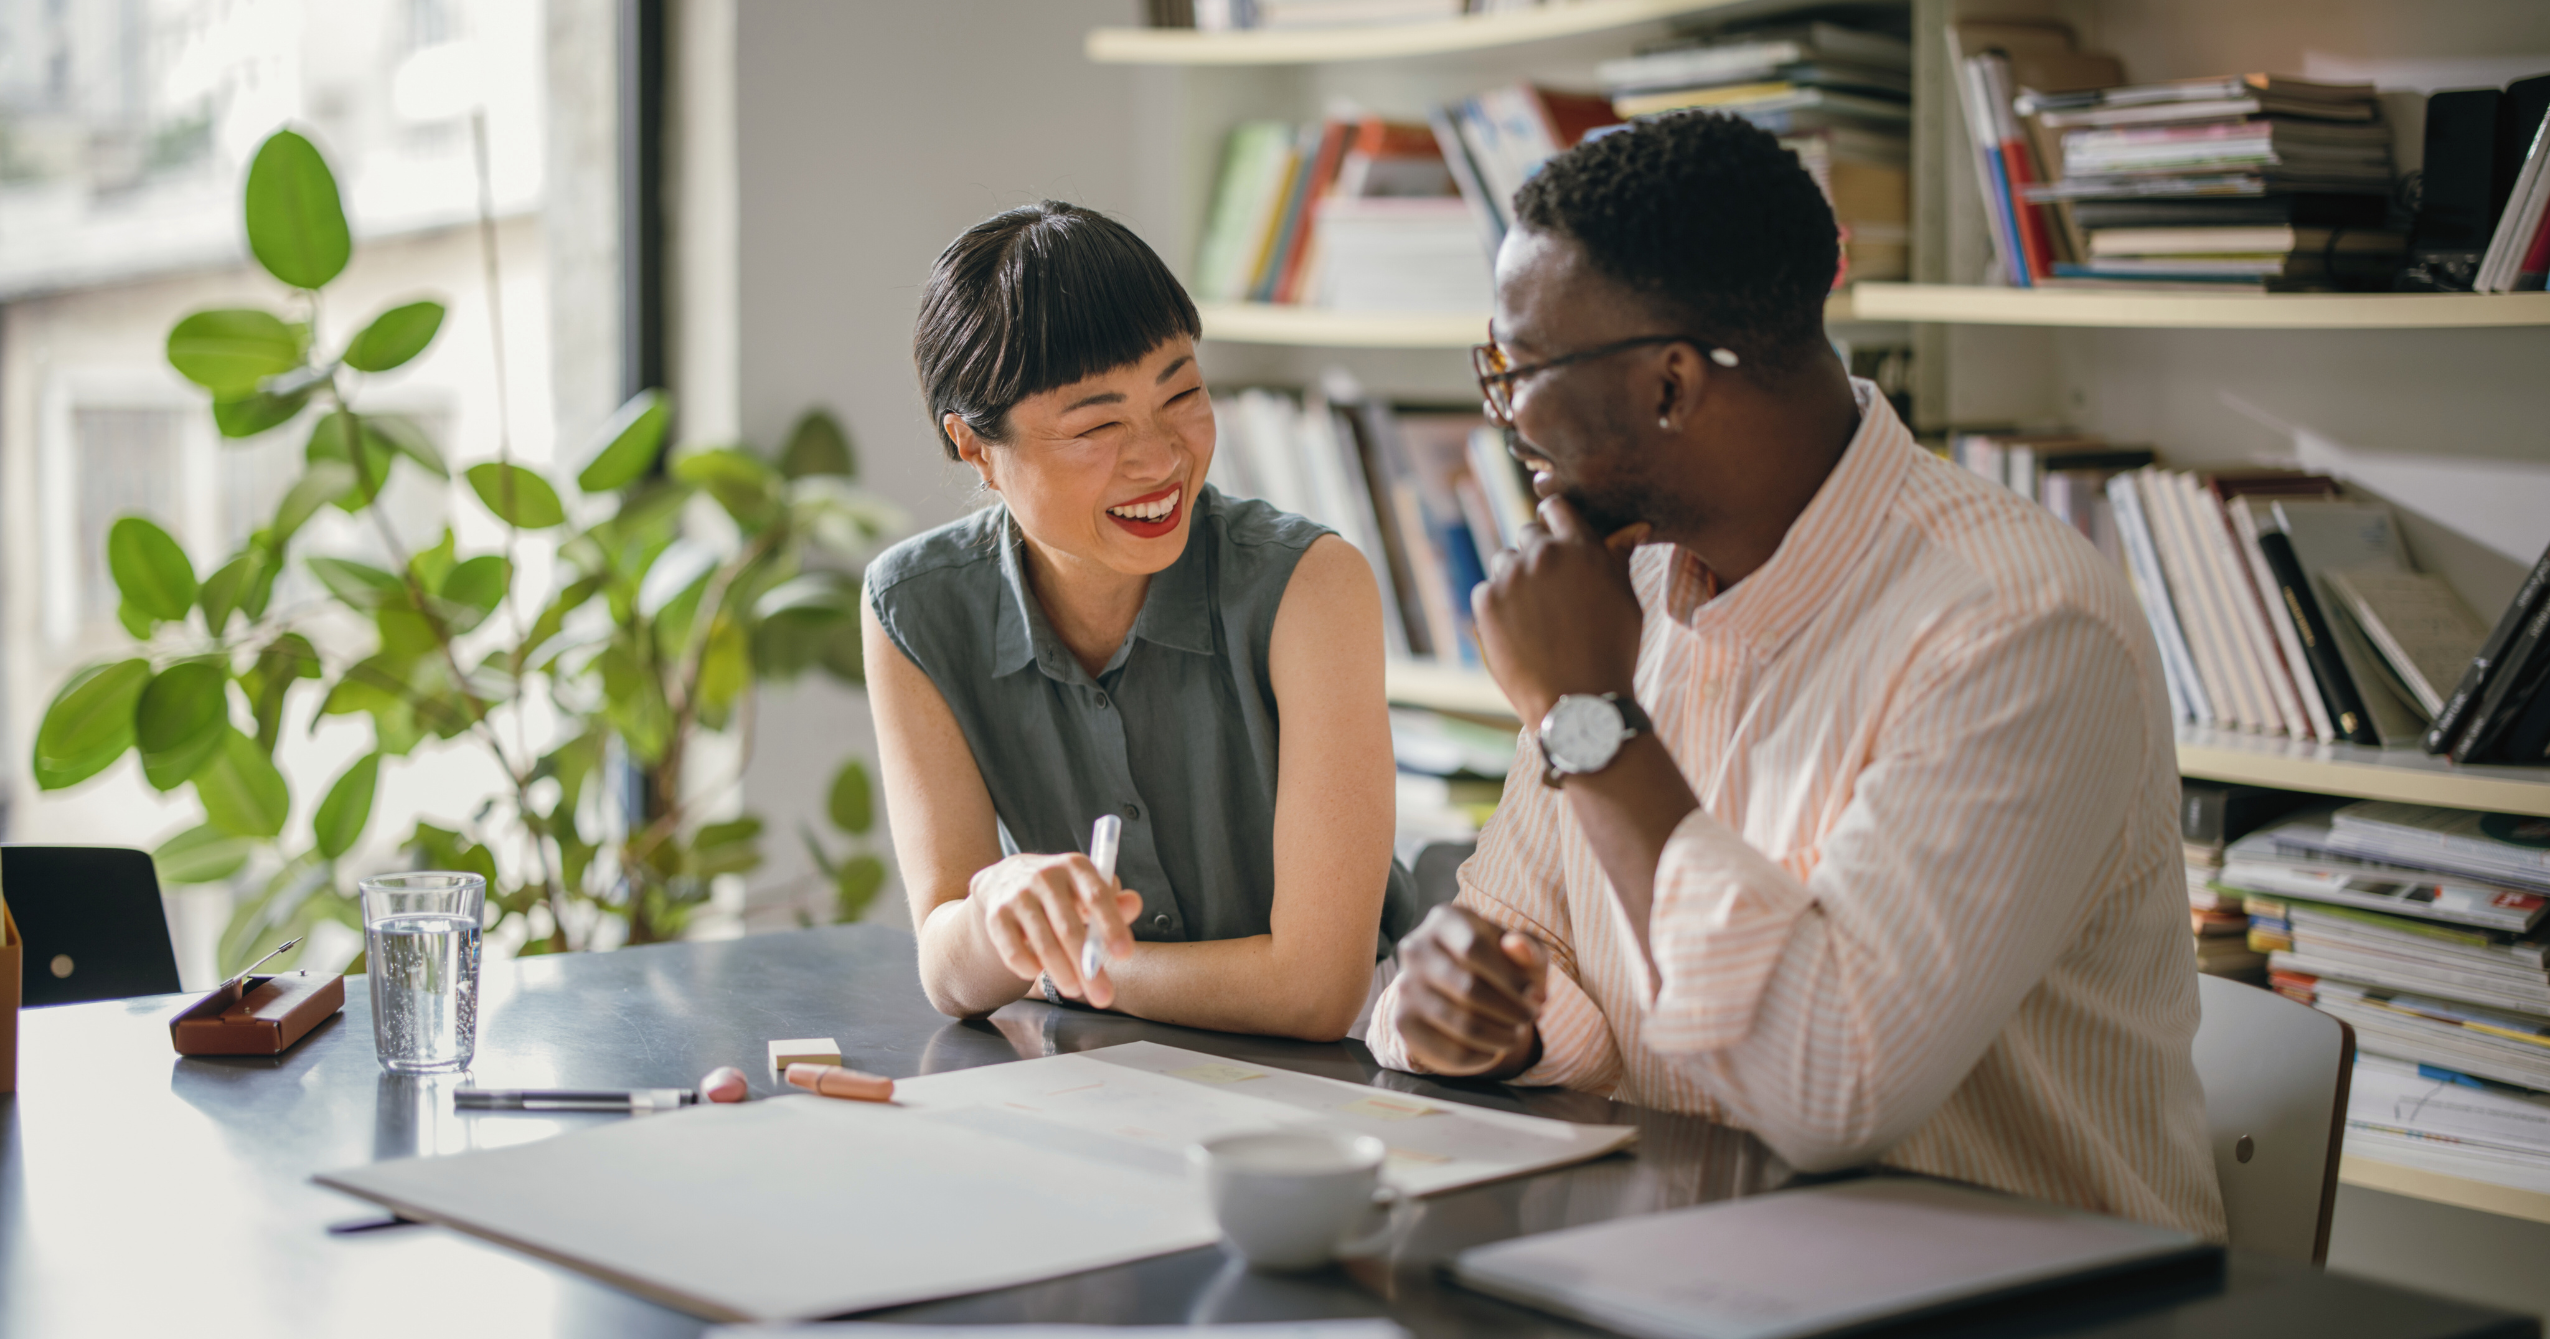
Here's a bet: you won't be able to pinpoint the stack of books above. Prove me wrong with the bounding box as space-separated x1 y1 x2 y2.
1392 707 1516 845
1195 116 1484 311
2017 75 2401 289
1209 381 1531 668
1596 22 1910 282
2224 802 2550 1193
2182 783 2316 982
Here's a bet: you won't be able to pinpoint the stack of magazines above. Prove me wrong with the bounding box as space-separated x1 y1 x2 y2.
2224 801 2550 1192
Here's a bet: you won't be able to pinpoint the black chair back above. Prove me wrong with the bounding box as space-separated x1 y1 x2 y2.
2 846 182 1006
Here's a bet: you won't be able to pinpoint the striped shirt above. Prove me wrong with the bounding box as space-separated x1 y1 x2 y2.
1370 380 2225 1239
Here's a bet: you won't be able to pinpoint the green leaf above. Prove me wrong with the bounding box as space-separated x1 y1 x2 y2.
579 389 672 493
440 554 511 633
366 413 448 478
305 410 396 507
243 633 321 755
313 752 381 859
243 128 350 290
136 661 231 792
306 556 404 608
836 854 887 922
695 618 750 719
781 409 856 479
166 309 303 396
213 387 313 438
827 758 874 835
406 528 458 591
341 300 444 372
116 601 157 640
691 817 764 879
154 824 255 885
465 462 567 529
200 548 276 635
32 659 150 790
107 516 197 622
272 461 358 544
670 448 781 530
197 727 291 838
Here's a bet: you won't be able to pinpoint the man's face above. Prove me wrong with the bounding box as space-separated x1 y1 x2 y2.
1488 229 1670 538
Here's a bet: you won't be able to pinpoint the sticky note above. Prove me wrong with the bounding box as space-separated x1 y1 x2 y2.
1336 1094 1438 1121
1169 1063 1265 1085
768 1037 842 1078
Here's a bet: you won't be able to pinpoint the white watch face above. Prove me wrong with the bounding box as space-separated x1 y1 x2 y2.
1542 695 1625 774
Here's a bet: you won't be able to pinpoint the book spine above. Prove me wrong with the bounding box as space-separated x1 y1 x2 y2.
1982 56 2058 283
1952 50 2028 287
2256 530 2379 744
2452 594 2550 763
2425 540 2550 753
2229 500 2336 741
2143 471 2253 728
2195 483 2310 738
1428 103 1506 257
2480 107 2550 292
2108 473 2210 724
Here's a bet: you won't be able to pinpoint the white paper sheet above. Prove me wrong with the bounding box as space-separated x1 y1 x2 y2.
708 1325 1410 1339
314 1043 1634 1322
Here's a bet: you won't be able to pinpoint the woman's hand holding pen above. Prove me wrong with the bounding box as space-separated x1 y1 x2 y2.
970 853 1141 1008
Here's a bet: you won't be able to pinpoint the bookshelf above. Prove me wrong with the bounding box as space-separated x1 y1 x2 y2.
1087 0 1751 65
1200 295 1864 347
2341 1156 2550 1229
1089 0 2550 1282
2177 727 2550 818
1852 284 2550 330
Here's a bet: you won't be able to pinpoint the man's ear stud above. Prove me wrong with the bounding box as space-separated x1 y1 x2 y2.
1658 416 1671 429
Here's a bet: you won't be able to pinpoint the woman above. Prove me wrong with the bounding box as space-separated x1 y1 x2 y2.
864 201 1414 1041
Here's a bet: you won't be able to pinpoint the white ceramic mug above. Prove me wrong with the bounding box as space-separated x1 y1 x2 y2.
1193 1130 1399 1271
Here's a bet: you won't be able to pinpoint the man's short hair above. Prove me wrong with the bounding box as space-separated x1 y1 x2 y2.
1513 113 1838 371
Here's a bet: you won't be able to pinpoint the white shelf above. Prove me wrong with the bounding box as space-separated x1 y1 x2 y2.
1850 284 2550 330
2341 1153 2550 1227
2175 726 2550 818
1199 294 1862 349
1200 303 1488 348
1088 0 1750 65
1387 660 1515 718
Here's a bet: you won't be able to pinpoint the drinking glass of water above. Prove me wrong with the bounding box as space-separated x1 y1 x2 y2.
360 872 486 1073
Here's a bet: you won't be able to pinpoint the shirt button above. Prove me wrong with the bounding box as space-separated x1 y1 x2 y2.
1151 913 1171 931
1121 803 1141 821
1094 692 1110 709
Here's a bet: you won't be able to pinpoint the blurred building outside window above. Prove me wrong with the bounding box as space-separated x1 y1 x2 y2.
0 0 577 986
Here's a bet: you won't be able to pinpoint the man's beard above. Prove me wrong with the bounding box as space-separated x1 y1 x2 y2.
1561 481 1650 541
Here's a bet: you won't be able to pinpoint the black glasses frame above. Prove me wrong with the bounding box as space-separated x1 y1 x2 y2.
1469 330 1740 425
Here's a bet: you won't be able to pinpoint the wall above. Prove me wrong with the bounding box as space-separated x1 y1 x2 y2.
726 0 1153 926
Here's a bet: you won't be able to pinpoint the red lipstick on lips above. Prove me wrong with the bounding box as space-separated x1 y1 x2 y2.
1105 483 1183 540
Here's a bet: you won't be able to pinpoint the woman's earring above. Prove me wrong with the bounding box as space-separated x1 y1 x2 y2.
1657 415 1671 430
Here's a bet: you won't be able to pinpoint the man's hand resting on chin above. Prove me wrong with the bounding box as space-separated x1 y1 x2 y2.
1389 904 1552 1078
1470 494 1648 727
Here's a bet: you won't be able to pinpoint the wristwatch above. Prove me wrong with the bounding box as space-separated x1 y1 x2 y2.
1538 692 1653 788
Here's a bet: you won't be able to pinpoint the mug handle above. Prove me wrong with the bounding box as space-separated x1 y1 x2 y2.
1336 1185 1403 1260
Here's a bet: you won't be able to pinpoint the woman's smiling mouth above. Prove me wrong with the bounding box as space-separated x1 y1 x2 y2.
1105 483 1182 538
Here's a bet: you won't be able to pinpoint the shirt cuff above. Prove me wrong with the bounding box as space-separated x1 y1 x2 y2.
1641 806 1818 1055
1509 964 1622 1094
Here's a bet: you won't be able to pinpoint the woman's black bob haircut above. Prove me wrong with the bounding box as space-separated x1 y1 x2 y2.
915 201 1201 461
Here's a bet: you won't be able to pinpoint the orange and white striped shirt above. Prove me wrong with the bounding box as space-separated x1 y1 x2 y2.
1371 381 2225 1240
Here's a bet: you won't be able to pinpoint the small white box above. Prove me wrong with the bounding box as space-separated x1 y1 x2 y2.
768 1037 841 1079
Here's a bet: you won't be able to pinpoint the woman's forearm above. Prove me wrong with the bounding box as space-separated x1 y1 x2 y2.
1101 933 1372 1041
915 895 1035 1018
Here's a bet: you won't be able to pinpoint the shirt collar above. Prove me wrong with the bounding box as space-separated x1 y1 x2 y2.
988 494 1217 681
1677 378 1914 656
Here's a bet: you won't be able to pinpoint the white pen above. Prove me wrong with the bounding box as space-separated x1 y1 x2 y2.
1081 813 1123 982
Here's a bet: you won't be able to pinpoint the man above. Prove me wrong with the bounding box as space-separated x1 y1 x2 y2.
1371 113 2224 1239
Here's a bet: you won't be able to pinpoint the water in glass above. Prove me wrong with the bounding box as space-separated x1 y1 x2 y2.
361 872 486 1073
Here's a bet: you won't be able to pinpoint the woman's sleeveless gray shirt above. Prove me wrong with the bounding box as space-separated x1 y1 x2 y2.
867 484 1415 954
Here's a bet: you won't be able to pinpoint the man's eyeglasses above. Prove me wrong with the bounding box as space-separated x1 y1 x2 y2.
1469 330 1740 426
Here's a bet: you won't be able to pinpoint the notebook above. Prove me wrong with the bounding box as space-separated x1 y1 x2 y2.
1447 1176 2216 1339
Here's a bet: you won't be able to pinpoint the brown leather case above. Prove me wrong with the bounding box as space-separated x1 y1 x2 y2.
1 899 20 1092
170 971 344 1056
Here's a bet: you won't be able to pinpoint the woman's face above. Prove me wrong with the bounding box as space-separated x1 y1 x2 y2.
955 337 1215 579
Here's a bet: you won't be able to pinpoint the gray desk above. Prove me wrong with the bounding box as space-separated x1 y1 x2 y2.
0 924 2531 1339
